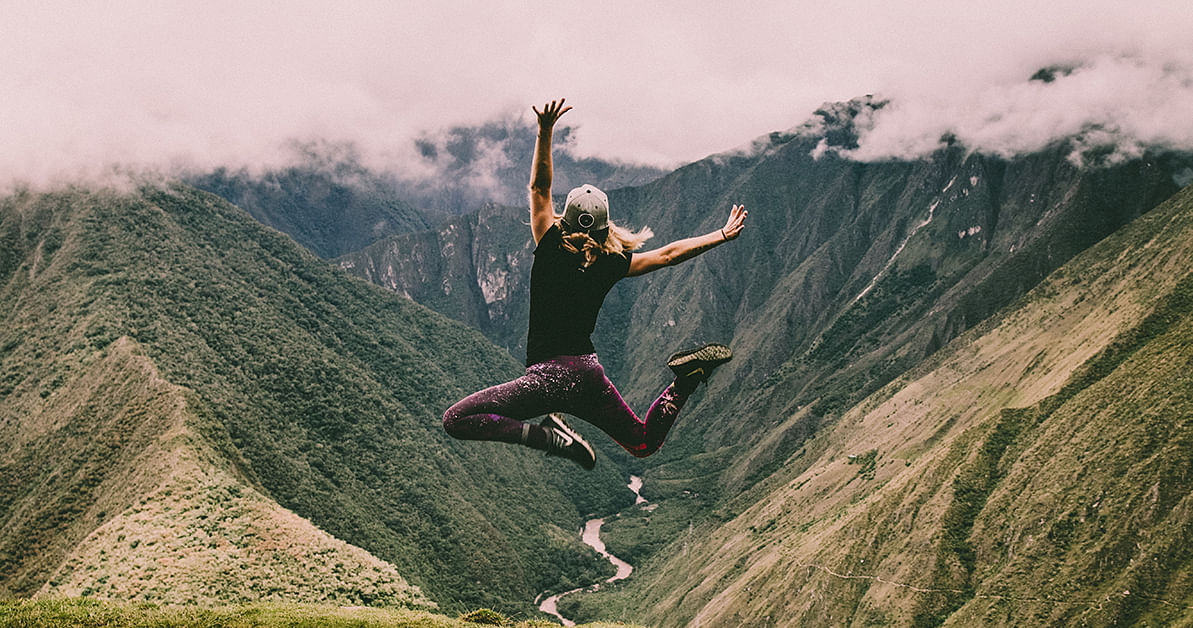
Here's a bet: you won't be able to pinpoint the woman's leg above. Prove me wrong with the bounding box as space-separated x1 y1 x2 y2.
442 365 563 448
565 357 698 458
444 354 701 458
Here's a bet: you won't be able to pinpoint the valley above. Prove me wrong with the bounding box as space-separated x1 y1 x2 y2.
3 100 1192 626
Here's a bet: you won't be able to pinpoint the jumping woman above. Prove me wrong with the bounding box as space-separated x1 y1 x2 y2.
443 98 748 469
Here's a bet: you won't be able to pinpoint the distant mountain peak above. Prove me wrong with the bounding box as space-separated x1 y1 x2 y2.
1030 63 1081 83
804 96 888 148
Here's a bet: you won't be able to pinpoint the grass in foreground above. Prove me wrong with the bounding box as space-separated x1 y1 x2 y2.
0 598 646 628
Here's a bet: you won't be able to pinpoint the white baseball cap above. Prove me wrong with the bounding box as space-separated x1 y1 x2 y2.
563 184 610 235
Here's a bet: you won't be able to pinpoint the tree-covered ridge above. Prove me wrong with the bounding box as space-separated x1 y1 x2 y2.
0 185 629 615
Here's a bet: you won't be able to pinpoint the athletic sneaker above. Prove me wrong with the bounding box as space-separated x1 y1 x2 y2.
667 343 733 385
541 413 596 470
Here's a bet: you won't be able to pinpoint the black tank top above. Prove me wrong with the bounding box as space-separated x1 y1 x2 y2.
525 224 631 366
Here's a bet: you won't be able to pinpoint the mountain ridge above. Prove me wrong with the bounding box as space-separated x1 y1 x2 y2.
28 338 432 608
190 119 667 260
0 184 627 614
6 92 1193 626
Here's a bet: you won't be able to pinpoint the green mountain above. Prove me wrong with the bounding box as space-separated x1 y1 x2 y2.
591 179 1193 627
334 98 1193 625
604 111 1190 481
0 184 629 615
6 93 1191 626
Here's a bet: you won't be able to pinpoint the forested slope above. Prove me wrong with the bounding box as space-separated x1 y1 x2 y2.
0 185 629 614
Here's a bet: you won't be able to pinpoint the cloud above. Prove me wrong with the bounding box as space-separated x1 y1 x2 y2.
838 52 1193 163
2 0 1192 188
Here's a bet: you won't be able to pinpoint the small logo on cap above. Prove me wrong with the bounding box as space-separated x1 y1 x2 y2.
577 213 596 228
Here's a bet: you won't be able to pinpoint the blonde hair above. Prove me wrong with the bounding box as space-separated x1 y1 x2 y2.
557 218 654 267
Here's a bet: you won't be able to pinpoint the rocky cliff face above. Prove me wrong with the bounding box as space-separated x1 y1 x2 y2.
337 202 534 360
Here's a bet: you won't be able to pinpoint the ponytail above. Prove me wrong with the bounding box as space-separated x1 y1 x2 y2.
558 219 653 267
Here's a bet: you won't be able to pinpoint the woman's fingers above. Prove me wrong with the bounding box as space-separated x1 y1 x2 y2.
534 99 571 125
723 204 747 239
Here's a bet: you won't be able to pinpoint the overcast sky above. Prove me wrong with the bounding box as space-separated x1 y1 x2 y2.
3 0 1192 186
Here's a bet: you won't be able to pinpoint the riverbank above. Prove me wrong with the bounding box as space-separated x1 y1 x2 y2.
536 476 646 626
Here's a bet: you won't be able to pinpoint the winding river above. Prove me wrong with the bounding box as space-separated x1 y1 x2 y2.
535 475 645 626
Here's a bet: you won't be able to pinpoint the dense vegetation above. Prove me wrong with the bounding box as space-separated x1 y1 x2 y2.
0 185 630 615
5 92 1193 626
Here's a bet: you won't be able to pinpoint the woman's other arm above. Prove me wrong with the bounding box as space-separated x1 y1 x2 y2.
627 204 747 277
529 98 571 244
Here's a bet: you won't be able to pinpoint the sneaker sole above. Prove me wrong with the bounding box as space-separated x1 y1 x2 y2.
543 413 596 470
667 343 733 377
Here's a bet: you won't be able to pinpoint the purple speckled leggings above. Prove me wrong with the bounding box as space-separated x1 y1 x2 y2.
442 354 690 458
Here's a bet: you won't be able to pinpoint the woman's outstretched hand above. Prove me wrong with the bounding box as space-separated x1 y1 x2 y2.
721 204 748 241
533 98 572 130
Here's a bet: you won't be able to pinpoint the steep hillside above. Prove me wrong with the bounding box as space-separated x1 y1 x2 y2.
588 183 1193 626
608 106 1189 470
0 185 630 614
333 99 1193 624
17 339 431 608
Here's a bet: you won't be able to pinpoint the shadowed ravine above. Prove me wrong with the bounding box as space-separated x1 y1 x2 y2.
536 476 646 626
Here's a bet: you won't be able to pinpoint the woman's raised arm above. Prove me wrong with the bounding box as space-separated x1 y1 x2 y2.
528 98 572 244
627 204 747 277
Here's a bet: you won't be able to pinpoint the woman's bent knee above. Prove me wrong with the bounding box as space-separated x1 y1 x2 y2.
442 407 465 439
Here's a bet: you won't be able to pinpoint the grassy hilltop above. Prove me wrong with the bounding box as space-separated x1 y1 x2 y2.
0 598 646 628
